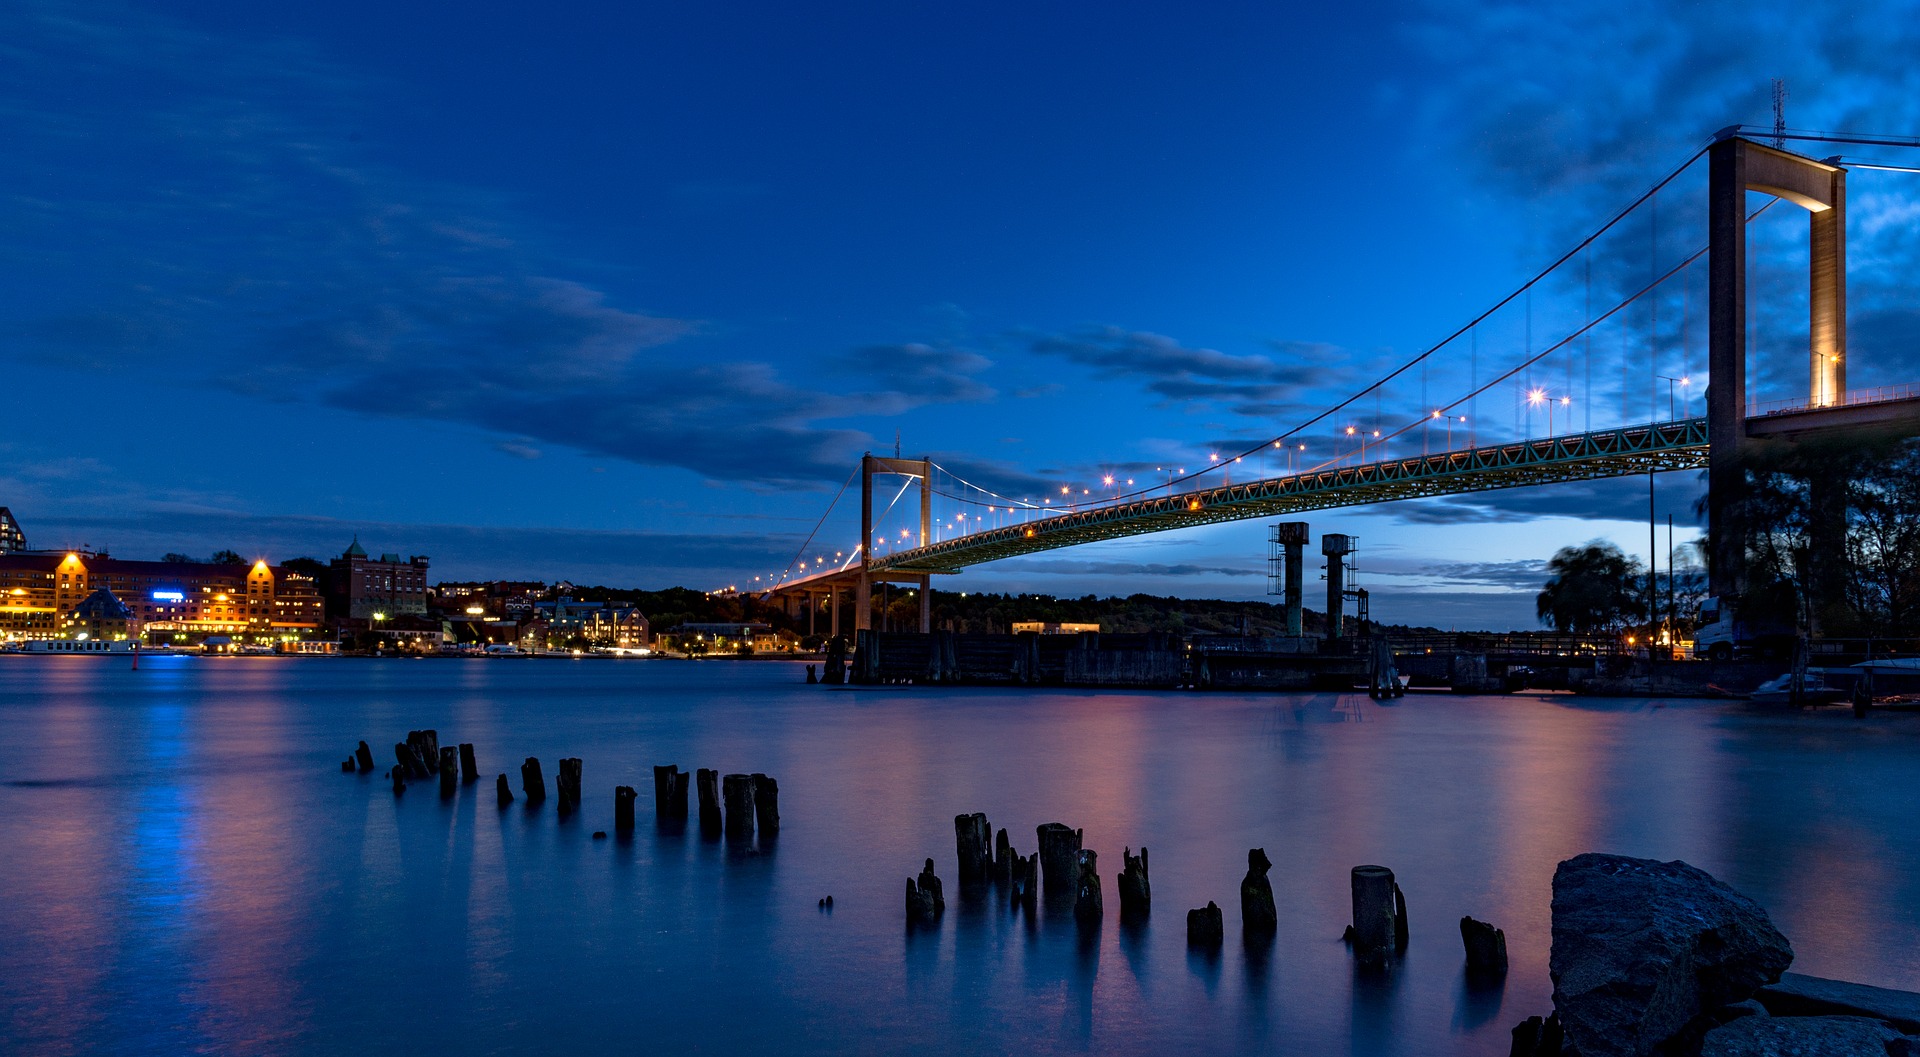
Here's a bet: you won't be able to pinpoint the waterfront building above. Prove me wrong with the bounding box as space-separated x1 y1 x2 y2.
0 552 325 643
64 588 133 642
1011 621 1103 635
329 538 430 620
0 508 25 553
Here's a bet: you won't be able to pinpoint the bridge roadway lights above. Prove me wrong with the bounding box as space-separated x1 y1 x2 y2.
1274 522 1309 637
1322 533 1354 643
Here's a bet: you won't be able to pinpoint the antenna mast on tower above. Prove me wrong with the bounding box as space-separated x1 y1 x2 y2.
1771 78 1789 149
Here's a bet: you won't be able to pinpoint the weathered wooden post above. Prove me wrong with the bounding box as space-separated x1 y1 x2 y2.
654 765 690 820
751 774 779 835
1008 852 1038 910
805 664 817 684
1350 864 1403 960
1460 916 1507 974
696 768 722 835
341 758 355 772
355 741 375 772
1187 901 1224 948
823 636 847 685
1118 846 1150 920
438 747 458 797
614 786 637 833
993 828 1014 884
1242 848 1277 937
906 857 945 925
496 773 513 808
954 812 991 884
459 743 478 783
1073 849 1102 923
391 767 405 796
556 758 582 814
1036 822 1083 893
521 757 547 803
408 730 440 774
721 773 755 838
394 742 426 780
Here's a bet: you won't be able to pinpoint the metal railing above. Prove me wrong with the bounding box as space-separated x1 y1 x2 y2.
1747 383 1920 419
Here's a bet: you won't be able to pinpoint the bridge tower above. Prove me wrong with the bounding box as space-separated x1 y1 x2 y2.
855 453 933 633
1707 135 1846 601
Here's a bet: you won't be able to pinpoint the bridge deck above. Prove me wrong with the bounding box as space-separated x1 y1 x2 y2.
878 418 1709 574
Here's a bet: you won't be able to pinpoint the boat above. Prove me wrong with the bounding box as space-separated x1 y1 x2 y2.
20 639 139 654
1749 671 1848 705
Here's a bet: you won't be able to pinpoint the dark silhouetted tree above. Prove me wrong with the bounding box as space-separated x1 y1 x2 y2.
1536 541 1645 635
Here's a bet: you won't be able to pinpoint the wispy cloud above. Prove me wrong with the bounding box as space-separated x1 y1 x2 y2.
0 1 994 489
1028 327 1350 417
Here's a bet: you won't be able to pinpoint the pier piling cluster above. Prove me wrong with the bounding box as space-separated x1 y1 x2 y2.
339 732 779 847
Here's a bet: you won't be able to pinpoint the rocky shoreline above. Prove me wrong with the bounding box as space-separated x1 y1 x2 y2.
1513 852 1919 1056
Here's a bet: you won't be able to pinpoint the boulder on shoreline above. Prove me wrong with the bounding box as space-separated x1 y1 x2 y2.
1550 853 1793 1057
1698 1014 1904 1056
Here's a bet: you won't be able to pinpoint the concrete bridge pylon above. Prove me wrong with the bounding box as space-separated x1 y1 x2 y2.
1708 135 1847 602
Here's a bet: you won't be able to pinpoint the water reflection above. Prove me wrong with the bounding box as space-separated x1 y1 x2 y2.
2 660 1918 1057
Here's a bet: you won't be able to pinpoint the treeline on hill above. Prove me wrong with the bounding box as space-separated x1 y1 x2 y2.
554 586 1459 639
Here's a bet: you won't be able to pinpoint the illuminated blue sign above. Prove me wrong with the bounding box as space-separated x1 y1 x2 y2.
152 590 185 602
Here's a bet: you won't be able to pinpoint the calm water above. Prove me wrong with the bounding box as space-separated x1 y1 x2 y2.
3 656 1917 1056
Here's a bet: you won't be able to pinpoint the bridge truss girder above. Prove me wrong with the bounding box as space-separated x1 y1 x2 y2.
877 419 1709 574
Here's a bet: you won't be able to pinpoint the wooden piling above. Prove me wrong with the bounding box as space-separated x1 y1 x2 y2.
438 747 458 797
557 758 582 814
521 757 547 803
696 768 722 835
394 742 425 779
1350 864 1400 959
614 786 637 833
496 773 513 808
721 773 755 838
993 828 1013 884
654 765 690 820
805 664 817 684
954 812 991 884
1035 822 1083 893
355 741 375 772
918 857 945 913
341 758 355 772
392 767 405 796
1187 901 1224 948
752 773 779 835
1241 848 1277 937
1008 852 1038 909
906 860 944 925
1461 916 1508 974
1073 849 1103 923
1118 846 1150 920
408 730 440 774
459 743 477 783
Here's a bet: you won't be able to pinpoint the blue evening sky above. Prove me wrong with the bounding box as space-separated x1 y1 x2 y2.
4 1 1918 627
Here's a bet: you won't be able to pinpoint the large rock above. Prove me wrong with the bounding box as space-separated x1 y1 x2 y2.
1551 854 1793 1057
1757 973 1920 1034
1699 1015 1904 1056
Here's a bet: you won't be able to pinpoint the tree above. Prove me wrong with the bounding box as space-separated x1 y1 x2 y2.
162 553 200 564
1536 542 1645 635
209 549 245 565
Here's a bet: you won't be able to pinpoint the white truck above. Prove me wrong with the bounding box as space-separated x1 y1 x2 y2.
1693 597 1793 662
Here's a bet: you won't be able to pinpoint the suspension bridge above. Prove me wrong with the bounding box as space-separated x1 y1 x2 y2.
763 130 1920 635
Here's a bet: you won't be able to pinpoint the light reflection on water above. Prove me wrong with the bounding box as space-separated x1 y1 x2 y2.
2 655 1918 1056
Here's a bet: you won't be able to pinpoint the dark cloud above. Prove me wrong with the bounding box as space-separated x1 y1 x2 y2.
1384 474 1706 526
1417 559 1548 591
0 3 993 490
1028 327 1352 416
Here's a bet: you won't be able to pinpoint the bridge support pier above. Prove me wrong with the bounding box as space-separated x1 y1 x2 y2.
918 575 931 634
1323 534 1353 644
1275 522 1308 636
1707 135 1847 602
